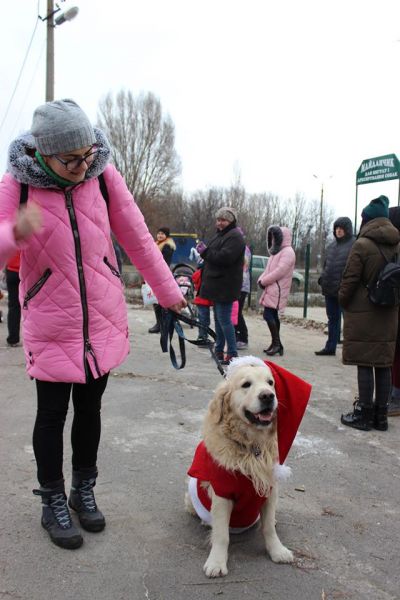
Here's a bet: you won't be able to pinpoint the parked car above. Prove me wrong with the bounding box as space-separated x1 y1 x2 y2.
250 255 303 291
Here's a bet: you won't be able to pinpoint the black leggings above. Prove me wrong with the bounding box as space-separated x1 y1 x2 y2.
357 366 391 408
235 291 249 343
6 269 21 345
33 371 109 486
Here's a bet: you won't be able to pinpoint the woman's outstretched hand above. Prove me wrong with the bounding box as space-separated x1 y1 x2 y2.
14 203 42 241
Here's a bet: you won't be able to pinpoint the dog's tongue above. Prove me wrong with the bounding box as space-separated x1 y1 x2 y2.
255 411 272 422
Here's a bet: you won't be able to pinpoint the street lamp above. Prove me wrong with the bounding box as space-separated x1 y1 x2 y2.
313 174 333 269
39 1 79 102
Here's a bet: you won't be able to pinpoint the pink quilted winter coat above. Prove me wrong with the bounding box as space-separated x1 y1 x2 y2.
0 130 183 383
258 226 295 312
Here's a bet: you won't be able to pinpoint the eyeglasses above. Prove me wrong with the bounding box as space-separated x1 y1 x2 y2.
52 146 98 172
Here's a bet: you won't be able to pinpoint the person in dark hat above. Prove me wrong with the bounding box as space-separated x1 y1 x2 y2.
148 227 176 333
196 206 245 365
388 206 400 417
339 195 400 431
315 217 355 356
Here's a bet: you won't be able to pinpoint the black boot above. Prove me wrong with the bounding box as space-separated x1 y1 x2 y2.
33 479 83 550
265 321 284 356
68 468 105 532
263 321 274 354
148 304 162 333
373 403 388 431
341 400 373 431
315 348 336 356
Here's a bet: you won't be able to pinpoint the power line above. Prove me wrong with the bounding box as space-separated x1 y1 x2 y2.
10 38 46 139
0 15 40 136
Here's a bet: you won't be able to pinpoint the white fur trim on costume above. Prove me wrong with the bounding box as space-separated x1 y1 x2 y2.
274 463 292 482
226 355 267 379
188 476 212 526
187 476 260 534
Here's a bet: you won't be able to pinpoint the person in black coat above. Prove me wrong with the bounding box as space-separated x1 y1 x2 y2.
388 206 400 417
197 207 245 365
315 216 355 356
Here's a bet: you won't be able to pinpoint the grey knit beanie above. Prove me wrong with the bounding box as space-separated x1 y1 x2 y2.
215 206 237 223
31 99 96 155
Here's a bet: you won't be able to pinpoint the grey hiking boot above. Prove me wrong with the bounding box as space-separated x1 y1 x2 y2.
68 469 105 532
33 480 83 550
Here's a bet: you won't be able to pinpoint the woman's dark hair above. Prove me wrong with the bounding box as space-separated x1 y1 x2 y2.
158 227 170 237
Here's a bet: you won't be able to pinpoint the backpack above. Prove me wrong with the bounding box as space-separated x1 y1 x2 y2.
366 242 400 307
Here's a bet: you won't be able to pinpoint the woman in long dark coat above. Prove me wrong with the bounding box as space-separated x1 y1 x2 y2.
388 206 400 416
339 195 400 431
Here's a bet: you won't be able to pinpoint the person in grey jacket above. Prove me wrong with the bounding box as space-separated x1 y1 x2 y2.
315 216 355 356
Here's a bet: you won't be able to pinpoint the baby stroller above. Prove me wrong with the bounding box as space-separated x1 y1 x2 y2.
172 263 198 323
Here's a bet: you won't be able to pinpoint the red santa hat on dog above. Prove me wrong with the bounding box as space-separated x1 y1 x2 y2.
226 356 312 469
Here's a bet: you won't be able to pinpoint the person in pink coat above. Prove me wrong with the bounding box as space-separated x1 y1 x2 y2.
0 99 185 551
258 225 295 356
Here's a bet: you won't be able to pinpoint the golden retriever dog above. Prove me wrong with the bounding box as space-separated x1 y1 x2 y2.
185 356 294 578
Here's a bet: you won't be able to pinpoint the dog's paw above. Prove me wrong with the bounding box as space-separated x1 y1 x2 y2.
203 557 228 578
268 543 294 564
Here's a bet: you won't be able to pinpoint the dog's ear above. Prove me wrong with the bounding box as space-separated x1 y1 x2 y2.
207 381 231 424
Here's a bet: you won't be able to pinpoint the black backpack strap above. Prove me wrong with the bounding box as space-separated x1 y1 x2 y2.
376 244 390 264
98 172 109 207
20 178 109 207
20 183 29 205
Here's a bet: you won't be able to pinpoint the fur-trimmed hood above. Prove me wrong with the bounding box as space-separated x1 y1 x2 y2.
7 127 111 189
267 225 292 256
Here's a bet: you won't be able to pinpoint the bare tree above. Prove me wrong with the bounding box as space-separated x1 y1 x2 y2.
184 187 227 241
97 90 181 206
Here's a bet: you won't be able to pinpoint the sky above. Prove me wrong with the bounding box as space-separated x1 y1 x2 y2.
1 0 400 226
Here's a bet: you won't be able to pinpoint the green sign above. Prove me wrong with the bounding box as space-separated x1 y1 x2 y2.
356 153 400 185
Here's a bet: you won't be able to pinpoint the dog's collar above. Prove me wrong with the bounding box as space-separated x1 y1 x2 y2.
233 440 262 458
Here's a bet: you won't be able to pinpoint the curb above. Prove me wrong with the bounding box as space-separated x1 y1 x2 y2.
281 314 326 331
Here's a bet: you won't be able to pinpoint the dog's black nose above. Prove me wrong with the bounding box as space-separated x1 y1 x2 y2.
258 392 275 409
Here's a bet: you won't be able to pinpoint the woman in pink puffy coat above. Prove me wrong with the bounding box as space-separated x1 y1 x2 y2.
0 99 185 551
258 225 295 356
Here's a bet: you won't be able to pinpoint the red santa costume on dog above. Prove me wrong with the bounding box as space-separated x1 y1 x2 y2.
188 356 312 532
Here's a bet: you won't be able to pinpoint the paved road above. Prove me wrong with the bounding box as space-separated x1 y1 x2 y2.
0 304 399 600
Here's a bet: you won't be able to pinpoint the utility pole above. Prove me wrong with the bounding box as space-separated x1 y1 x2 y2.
319 182 324 269
46 0 55 101
313 174 332 270
40 1 78 102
